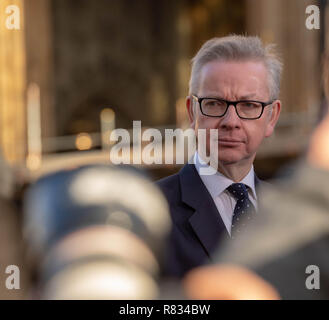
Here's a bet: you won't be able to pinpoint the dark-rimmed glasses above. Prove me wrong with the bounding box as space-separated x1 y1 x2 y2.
192 95 274 120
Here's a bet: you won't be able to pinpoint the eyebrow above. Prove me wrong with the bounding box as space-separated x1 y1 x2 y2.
239 94 258 100
203 93 259 100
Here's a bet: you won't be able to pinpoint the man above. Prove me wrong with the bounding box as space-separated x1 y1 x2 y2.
182 53 329 300
158 35 282 278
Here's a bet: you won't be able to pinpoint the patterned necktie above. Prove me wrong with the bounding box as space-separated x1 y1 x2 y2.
226 183 256 238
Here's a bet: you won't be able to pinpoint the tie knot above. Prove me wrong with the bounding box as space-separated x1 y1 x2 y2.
227 183 249 200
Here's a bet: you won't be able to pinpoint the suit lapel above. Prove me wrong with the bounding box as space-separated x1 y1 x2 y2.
179 164 229 258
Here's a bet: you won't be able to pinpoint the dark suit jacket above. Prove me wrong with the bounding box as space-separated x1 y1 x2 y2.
157 163 262 278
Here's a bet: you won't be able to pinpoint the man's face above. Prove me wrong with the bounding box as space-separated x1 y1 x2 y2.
187 60 281 167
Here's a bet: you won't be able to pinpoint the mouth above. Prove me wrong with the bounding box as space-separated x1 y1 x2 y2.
217 139 244 146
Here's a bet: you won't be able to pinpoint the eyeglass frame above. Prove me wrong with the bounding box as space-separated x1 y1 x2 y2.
191 94 275 120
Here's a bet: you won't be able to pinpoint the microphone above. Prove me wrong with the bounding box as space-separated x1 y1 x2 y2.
23 164 171 299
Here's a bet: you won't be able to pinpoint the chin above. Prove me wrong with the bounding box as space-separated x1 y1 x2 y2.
218 151 246 165
218 158 242 165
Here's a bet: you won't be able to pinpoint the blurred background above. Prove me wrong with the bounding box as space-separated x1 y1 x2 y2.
0 0 327 299
0 0 327 180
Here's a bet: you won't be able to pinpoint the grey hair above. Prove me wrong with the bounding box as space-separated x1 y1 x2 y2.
189 35 283 100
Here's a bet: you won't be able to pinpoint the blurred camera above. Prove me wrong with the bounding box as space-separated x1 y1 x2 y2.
23 164 171 299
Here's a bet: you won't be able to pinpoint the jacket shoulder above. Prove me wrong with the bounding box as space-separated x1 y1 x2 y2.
156 172 181 199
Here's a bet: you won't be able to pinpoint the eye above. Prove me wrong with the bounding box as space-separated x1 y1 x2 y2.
244 102 256 108
239 102 260 108
203 99 225 108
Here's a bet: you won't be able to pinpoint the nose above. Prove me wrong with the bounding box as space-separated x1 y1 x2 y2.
219 104 241 129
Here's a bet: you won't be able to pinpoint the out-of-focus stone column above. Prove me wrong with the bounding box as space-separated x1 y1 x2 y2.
24 0 55 139
0 0 26 164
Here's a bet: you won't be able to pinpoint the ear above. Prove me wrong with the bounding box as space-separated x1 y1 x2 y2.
265 100 281 137
186 96 196 129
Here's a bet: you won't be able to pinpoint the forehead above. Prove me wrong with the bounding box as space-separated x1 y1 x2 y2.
198 60 269 98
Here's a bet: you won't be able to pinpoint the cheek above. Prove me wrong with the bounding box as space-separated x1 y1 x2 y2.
244 123 267 151
196 116 220 130
195 117 220 149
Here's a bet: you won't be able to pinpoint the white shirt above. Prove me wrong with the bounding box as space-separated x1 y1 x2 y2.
194 152 258 236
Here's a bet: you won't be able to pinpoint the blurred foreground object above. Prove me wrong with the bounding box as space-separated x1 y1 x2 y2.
308 52 329 170
183 264 280 300
307 110 329 171
24 165 171 299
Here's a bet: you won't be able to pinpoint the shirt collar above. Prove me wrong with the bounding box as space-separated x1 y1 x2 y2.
194 152 257 200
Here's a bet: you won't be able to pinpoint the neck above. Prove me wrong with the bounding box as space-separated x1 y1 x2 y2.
217 162 253 182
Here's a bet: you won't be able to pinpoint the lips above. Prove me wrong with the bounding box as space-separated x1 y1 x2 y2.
218 138 243 143
218 138 244 146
